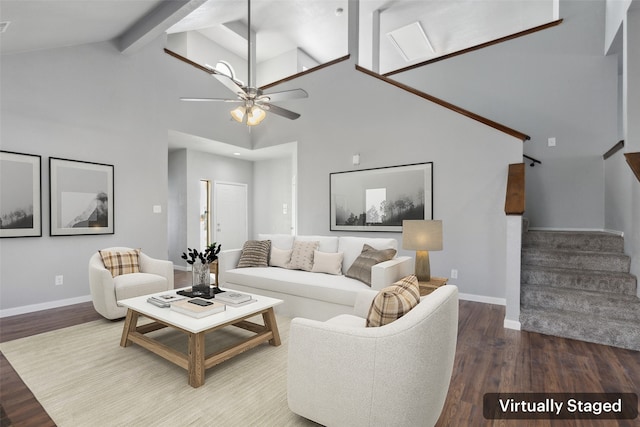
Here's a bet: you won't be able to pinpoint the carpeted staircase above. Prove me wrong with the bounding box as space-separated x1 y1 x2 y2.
520 229 639 351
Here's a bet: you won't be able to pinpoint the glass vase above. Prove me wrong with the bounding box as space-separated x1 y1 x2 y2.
191 262 211 294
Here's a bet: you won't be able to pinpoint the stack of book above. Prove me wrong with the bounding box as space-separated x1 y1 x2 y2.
170 298 226 318
215 291 255 307
147 294 186 308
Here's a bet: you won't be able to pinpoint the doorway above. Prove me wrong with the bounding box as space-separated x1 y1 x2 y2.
214 181 248 250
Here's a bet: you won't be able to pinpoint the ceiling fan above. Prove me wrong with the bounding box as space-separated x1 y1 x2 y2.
180 0 308 126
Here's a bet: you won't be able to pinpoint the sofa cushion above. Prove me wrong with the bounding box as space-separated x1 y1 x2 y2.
311 250 344 275
237 240 271 268
295 235 339 253
287 240 319 271
338 236 398 274
366 275 420 327
346 244 397 285
114 272 168 302
99 248 141 277
224 267 370 307
269 247 292 268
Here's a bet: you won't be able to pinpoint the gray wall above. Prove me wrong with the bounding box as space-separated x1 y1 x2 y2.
0 36 251 313
252 59 523 301
253 156 295 236
393 0 619 230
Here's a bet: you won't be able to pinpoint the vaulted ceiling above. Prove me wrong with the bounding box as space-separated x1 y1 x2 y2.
1 0 555 74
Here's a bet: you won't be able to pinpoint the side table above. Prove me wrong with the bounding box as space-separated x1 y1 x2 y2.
418 277 448 296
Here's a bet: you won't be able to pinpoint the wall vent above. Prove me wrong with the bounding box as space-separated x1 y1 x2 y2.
0 21 11 34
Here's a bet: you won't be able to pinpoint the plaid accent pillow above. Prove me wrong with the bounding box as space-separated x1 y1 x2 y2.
346 244 396 286
99 249 141 278
286 240 319 271
366 275 420 327
237 240 271 268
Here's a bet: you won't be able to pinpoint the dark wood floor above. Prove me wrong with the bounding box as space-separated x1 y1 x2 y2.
1 271 638 427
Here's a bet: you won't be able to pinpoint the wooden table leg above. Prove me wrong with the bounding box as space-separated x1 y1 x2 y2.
120 309 139 347
262 307 281 346
188 332 205 388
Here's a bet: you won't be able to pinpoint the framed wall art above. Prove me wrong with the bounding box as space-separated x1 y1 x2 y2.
330 162 433 232
0 151 42 238
49 157 114 236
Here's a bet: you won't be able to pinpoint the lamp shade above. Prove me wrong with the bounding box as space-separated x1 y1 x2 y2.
402 220 443 251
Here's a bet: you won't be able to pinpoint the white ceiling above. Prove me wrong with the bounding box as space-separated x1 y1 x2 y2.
0 0 555 159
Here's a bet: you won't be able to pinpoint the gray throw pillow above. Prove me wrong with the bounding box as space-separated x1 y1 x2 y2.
346 244 397 286
237 240 271 268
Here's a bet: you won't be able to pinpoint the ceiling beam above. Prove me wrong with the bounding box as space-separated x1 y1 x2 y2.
117 0 207 55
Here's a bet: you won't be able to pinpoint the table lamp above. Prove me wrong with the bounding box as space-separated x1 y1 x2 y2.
402 220 443 282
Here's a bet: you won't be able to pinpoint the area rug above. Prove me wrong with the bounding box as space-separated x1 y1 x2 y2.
0 315 317 426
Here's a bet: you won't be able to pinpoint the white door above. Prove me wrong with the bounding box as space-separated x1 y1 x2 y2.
214 181 248 250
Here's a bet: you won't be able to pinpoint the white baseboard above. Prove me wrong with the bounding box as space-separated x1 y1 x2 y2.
503 318 522 330
458 292 506 306
528 227 623 237
174 265 189 272
0 295 92 318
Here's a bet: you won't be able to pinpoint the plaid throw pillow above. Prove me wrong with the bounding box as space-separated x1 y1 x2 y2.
99 249 141 278
366 275 420 327
237 240 271 268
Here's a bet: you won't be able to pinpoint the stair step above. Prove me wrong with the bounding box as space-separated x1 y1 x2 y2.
522 248 630 273
521 284 640 322
523 230 624 253
521 265 637 295
520 307 640 351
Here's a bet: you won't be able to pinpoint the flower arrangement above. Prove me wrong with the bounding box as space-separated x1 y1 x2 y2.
181 242 222 265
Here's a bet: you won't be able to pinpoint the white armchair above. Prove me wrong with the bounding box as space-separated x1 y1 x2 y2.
287 285 458 427
88 247 174 320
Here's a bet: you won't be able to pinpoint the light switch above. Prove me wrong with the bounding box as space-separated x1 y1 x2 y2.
548 137 556 147
153 205 162 213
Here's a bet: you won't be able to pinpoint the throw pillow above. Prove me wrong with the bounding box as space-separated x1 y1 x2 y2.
345 244 397 286
311 251 344 275
237 240 271 268
99 249 141 278
286 240 319 271
269 246 293 268
366 275 420 327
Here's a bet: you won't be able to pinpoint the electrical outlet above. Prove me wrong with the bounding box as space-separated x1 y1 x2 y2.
548 137 556 147
55 275 64 286
451 269 458 279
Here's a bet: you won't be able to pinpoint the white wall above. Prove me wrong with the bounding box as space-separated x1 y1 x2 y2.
394 0 618 230
606 4 640 288
253 155 294 235
0 35 251 313
252 59 523 301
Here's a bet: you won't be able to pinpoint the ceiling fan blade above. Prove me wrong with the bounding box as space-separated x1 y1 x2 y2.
262 103 301 120
213 74 248 99
180 97 243 102
260 88 308 103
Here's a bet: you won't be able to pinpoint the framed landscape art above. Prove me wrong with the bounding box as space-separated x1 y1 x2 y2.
49 157 114 236
330 162 433 232
0 151 42 238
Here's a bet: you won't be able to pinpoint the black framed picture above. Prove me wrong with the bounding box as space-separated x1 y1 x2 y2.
330 162 433 232
0 151 42 238
49 157 114 236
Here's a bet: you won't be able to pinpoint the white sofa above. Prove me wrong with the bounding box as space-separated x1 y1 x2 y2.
288 285 459 427
218 234 414 320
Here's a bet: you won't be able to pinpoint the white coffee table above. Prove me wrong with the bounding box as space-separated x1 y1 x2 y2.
119 287 283 388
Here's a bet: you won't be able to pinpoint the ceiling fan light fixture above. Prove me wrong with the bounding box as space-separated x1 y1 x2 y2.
246 106 266 126
230 106 246 123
